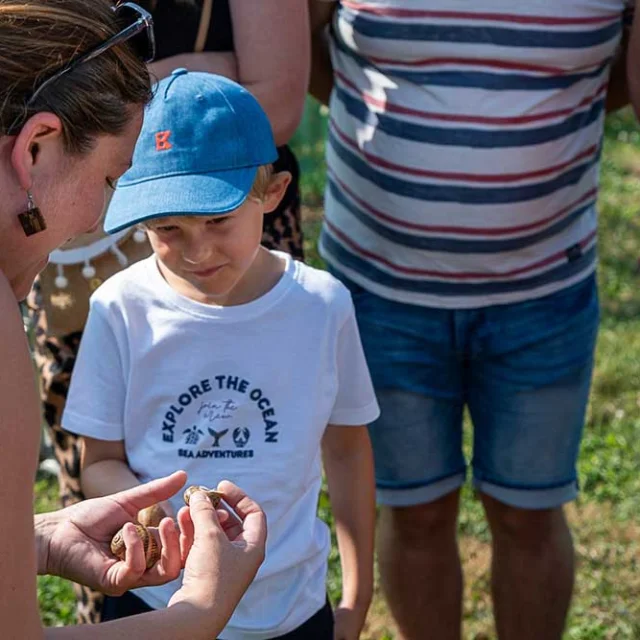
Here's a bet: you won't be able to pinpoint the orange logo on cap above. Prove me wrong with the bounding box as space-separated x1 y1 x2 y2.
155 130 173 151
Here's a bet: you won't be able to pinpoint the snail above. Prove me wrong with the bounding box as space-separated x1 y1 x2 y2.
110 485 224 568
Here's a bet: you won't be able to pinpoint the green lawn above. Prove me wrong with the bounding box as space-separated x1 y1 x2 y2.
36 103 640 638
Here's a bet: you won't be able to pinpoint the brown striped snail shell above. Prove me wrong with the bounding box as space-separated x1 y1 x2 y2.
137 503 167 528
183 485 223 508
110 524 160 570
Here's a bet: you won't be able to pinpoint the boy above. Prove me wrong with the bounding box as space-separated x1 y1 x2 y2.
62 70 379 640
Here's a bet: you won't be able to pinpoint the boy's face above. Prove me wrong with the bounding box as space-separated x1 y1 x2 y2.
145 172 290 305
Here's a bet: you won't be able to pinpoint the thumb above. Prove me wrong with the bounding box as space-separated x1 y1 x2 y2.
113 471 187 513
189 490 224 536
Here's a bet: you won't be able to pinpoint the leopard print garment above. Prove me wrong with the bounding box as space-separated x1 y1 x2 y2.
28 167 303 625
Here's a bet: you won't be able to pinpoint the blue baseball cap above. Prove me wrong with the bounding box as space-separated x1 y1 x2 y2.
104 69 278 233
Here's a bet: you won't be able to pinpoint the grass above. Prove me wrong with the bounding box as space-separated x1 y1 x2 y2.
36 102 640 637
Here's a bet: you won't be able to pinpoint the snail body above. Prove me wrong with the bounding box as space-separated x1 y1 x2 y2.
109 485 223 568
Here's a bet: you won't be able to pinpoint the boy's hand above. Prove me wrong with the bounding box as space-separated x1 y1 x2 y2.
334 601 368 640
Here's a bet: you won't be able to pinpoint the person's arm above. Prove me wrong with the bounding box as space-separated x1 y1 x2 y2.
322 424 375 640
627 7 640 118
308 0 336 106
42 481 267 640
0 274 47 638
150 0 310 146
607 12 633 113
149 51 238 84
81 437 140 496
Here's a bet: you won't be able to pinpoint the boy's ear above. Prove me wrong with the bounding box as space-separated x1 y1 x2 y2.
262 171 292 214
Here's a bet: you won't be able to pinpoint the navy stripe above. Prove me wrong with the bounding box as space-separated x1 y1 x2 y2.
334 85 605 149
381 63 609 91
329 129 598 205
320 229 596 296
327 177 596 253
343 12 621 48
334 35 612 90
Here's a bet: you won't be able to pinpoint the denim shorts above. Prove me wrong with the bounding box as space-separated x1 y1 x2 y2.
330 268 599 510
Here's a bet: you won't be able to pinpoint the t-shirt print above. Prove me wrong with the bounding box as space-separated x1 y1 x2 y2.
162 373 280 460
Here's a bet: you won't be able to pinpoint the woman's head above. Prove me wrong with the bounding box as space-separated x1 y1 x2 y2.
0 0 153 299
0 0 152 151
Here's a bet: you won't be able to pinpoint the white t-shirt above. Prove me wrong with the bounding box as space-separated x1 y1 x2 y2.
62 252 380 640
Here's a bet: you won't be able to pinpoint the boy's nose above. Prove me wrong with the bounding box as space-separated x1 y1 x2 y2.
182 236 214 265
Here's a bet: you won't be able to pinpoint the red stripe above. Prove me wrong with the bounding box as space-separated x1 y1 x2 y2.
331 119 598 184
328 169 597 237
325 219 597 280
366 55 606 75
334 71 607 126
341 1 619 26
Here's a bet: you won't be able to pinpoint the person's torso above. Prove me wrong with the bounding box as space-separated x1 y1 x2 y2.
321 0 633 308
105 255 349 638
145 0 234 56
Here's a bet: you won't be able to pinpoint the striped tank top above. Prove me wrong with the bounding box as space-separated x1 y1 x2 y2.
319 0 634 308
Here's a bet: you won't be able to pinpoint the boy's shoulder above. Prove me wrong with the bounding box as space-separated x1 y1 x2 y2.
289 257 353 314
89 256 154 309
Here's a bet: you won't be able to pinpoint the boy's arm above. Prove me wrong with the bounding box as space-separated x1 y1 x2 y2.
80 436 140 498
308 0 337 106
322 424 375 640
81 437 174 522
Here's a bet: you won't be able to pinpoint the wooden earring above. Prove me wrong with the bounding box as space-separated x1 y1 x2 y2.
18 190 46 236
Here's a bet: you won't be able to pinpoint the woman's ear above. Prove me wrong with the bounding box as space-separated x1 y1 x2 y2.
10 112 65 191
262 171 292 214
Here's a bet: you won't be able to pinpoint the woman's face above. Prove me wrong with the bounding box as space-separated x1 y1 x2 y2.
10 109 143 299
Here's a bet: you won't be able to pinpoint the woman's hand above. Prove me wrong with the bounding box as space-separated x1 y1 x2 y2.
169 480 267 619
38 471 189 594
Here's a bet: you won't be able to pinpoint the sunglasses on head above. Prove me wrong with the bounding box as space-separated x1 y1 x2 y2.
7 2 155 134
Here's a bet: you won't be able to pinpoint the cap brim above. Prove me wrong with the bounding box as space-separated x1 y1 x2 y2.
104 166 259 234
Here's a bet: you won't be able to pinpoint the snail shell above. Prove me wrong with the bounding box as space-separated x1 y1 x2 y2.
183 485 223 508
110 524 160 570
110 485 224 566
137 503 167 528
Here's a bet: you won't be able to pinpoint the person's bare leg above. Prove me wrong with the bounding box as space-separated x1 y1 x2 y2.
482 495 574 640
377 490 462 640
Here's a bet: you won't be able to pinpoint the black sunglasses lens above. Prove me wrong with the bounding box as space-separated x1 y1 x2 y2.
115 4 155 63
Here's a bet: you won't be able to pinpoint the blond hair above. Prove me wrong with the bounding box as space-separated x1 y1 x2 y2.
0 0 152 153
248 164 274 201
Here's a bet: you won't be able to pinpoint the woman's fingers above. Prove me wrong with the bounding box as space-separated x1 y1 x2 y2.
216 481 267 548
176 506 194 565
156 517 181 579
189 490 224 535
121 522 147 576
236 508 267 550
216 480 261 519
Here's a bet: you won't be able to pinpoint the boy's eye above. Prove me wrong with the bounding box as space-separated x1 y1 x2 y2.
155 225 179 232
207 216 230 225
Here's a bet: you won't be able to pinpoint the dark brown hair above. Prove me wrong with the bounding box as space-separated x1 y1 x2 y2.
0 0 152 153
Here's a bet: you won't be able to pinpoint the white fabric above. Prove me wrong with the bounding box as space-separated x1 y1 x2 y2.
63 252 379 640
